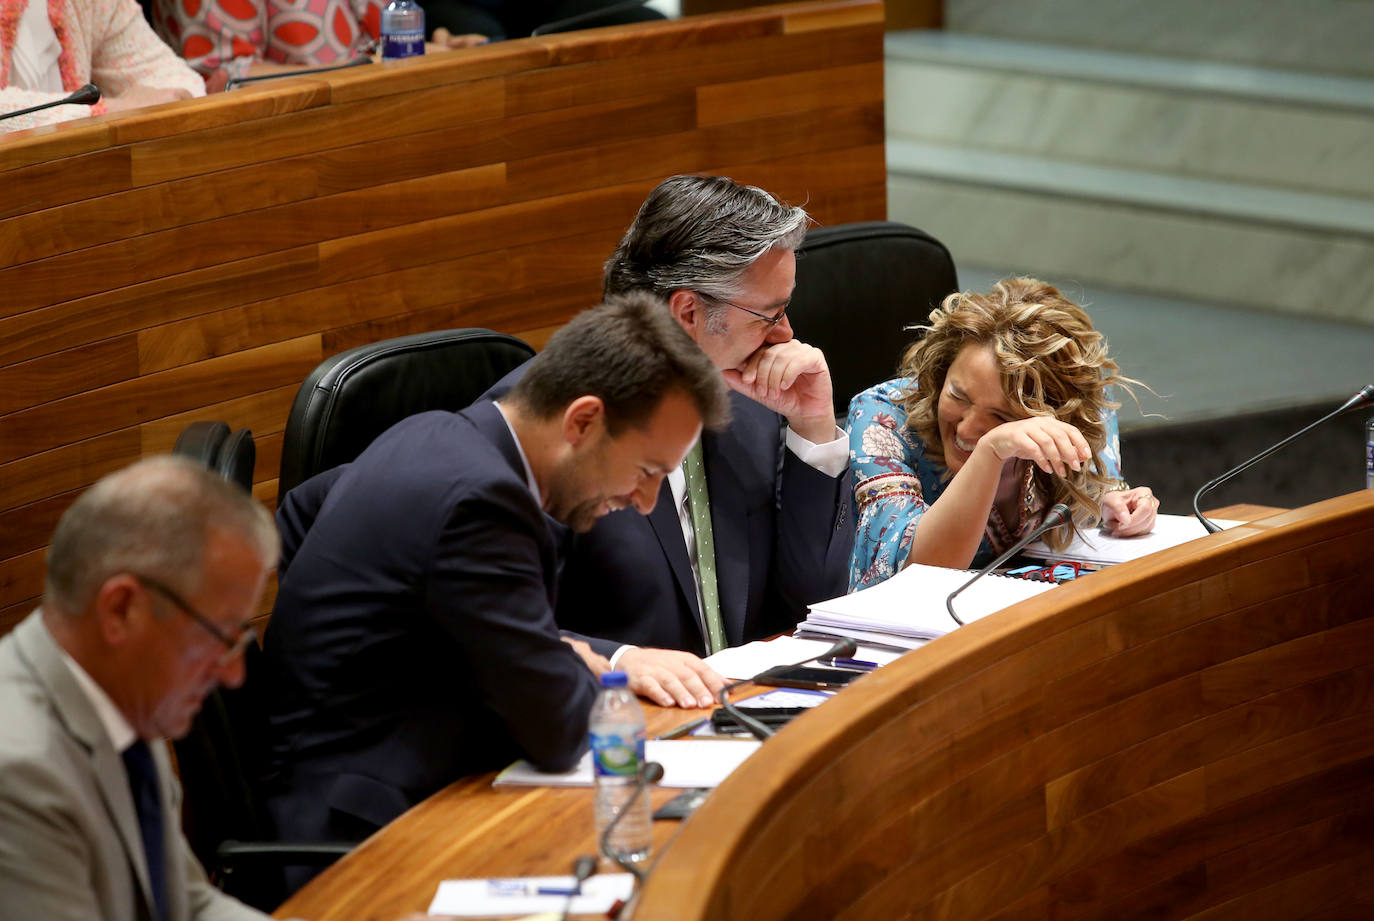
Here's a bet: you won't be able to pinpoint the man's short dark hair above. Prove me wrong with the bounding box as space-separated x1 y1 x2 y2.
508 292 731 435
603 174 810 304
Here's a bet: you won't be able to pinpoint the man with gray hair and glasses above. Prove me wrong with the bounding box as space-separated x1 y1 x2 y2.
0 457 283 921
487 174 852 709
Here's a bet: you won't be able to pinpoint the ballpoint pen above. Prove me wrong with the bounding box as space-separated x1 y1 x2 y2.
655 715 709 740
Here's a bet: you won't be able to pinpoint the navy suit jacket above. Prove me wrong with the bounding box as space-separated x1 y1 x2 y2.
261 401 598 844
485 366 853 658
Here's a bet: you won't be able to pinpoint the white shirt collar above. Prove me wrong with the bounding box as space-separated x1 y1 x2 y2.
55 633 139 754
491 401 541 503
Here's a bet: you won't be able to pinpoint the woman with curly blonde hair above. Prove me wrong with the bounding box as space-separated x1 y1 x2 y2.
847 277 1157 589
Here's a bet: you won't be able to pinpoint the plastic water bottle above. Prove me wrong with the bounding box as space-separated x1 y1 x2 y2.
380 0 425 60
590 671 651 866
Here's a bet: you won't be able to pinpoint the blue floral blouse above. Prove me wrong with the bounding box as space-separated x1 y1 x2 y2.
846 378 1123 590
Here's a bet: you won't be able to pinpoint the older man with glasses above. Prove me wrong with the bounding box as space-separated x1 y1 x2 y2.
486 174 854 709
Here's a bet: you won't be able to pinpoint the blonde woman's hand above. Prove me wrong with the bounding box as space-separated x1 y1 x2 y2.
1100 486 1158 537
978 417 1091 478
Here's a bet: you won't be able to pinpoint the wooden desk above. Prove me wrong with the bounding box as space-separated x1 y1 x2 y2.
279 496 1374 920
274 698 736 920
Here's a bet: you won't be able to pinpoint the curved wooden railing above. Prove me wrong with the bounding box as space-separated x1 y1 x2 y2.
0 0 886 634
637 490 1374 919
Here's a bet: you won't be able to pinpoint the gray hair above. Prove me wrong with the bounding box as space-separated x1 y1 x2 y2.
603 176 810 317
44 456 279 615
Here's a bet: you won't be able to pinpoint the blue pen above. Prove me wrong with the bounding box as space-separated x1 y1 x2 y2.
829 657 878 671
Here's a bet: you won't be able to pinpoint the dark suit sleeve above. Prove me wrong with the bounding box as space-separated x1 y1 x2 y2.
426 481 598 773
275 465 345 578
763 444 853 631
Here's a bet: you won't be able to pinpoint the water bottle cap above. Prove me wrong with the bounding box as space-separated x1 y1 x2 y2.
600 671 629 688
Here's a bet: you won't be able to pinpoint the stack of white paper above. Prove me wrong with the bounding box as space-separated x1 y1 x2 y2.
799 562 1056 648
493 739 761 789
1023 514 1243 566
428 873 633 917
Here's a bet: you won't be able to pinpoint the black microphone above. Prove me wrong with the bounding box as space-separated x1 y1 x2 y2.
225 56 371 91
946 502 1072 627
715 638 858 741
0 83 101 123
599 760 663 887
530 0 651 36
558 854 597 921
1193 384 1374 533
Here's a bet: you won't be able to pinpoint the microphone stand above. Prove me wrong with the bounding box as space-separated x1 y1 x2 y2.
946 503 1071 627
1193 385 1374 533
599 760 664 887
0 83 101 123
558 855 597 921
714 638 858 741
225 56 372 91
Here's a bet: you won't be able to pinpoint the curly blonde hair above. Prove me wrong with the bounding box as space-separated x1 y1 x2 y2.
900 277 1136 550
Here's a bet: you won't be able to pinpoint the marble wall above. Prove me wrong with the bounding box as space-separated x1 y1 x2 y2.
948 0 1374 79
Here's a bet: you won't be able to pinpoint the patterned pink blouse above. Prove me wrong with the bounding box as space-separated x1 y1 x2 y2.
150 0 384 76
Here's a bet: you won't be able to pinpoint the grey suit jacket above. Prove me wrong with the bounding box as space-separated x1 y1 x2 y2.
0 610 270 921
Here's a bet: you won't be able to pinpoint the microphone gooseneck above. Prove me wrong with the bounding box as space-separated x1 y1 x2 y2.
0 83 102 123
1192 385 1374 533
598 760 663 887
558 854 597 921
715 637 858 741
224 56 371 90
946 503 1071 627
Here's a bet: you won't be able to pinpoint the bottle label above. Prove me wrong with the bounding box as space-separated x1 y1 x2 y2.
381 31 425 59
590 730 644 777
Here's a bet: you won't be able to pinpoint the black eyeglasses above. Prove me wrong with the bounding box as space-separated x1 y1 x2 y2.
697 292 789 329
135 575 255 665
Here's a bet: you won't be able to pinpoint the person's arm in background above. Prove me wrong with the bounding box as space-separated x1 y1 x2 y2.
847 380 934 590
90 0 204 104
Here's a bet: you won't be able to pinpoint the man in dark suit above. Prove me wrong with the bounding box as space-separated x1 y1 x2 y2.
260 295 729 860
487 175 853 709
0 457 286 921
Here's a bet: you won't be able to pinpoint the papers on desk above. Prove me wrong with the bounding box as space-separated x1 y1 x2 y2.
493 739 761 789
428 872 633 917
800 562 1057 648
1022 514 1244 566
703 635 904 680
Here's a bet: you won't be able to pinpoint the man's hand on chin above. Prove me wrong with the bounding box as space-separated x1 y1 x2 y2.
723 340 836 443
618 647 727 709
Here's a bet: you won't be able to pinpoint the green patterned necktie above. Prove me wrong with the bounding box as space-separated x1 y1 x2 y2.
682 441 725 654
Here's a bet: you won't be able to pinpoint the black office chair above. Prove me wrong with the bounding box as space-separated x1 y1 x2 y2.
172 421 257 492
791 221 959 420
170 421 351 911
277 328 537 502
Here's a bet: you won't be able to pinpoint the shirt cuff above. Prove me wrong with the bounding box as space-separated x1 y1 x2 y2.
608 644 637 669
785 425 847 478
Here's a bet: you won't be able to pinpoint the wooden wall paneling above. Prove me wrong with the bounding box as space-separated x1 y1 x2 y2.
505 22 879 116
696 60 885 127
0 334 140 416
0 428 142 511
0 146 130 220
0 336 323 466
0 548 46 611
0 118 111 172
128 77 507 187
138 385 298 454
136 250 511 374
0 246 321 368
0 489 83 561
0 157 322 268
314 182 650 285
